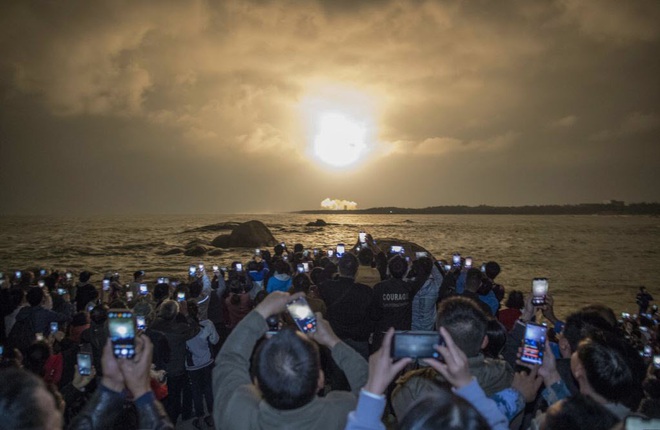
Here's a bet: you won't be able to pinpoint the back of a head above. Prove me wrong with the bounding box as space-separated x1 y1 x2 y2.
255 328 320 410
133 270 144 281
397 383 489 430
580 304 617 328
436 297 488 357
388 255 408 279
415 257 433 277
188 279 202 298
577 332 645 408
0 368 60 429
485 261 500 280
505 290 524 309
338 253 359 278
90 304 109 324
274 259 291 275
158 300 179 320
544 394 619 430
563 310 614 353
484 319 507 359
464 268 484 293
79 271 91 283
26 287 44 307
293 243 304 253
357 248 374 266
292 273 311 294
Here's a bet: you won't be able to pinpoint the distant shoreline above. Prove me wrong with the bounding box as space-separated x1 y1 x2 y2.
294 202 660 216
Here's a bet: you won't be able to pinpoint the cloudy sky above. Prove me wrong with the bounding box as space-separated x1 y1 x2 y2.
1 0 659 214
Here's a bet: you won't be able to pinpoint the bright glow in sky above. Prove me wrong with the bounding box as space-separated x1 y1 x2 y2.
313 112 368 167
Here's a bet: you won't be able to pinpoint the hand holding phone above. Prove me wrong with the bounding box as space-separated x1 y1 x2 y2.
391 331 443 359
108 309 136 359
77 353 93 376
520 323 547 365
531 278 549 306
286 297 317 333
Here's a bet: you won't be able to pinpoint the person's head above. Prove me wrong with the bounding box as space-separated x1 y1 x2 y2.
274 243 285 256
293 243 304 253
26 287 45 307
254 328 321 410
543 393 619 430
579 304 617 328
397 382 489 430
640 286 646 292
133 270 145 281
158 300 179 321
23 341 52 377
484 261 500 280
309 267 324 285
505 290 525 310
292 273 311 294
79 271 92 283
560 310 614 357
357 248 374 266
573 332 645 409
274 259 291 276
388 255 408 279
153 283 170 302
436 297 489 357
90 304 109 324
338 253 359 278
483 319 507 359
188 279 203 298
464 268 485 294
0 368 63 429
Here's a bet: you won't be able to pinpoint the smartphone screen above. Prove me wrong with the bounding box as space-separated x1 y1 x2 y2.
236 263 243 272
303 262 309 272
327 250 334 257
452 254 461 266
136 315 146 330
297 264 305 274
444 264 451 272
212 265 219 273
66 272 73 281
255 249 261 256
465 257 473 268
38 280 45 288
50 322 59 333
77 353 92 376
57 288 67 296
532 278 549 306
415 252 428 259
103 279 110 291
189 265 197 276
139 284 148 295
36 332 44 341
177 291 186 302
391 331 443 359
336 244 345 256
359 232 367 243
286 297 317 333
520 323 547 365
126 291 134 300
390 245 403 254
108 310 135 359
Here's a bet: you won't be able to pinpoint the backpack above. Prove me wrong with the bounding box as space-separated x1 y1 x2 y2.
8 310 36 353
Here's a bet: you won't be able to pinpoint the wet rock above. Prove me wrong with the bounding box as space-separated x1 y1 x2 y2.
184 222 242 233
306 219 327 227
160 248 184 256
211 220 278 248
185 239 211 248
184 245 211 257
208 248 226 256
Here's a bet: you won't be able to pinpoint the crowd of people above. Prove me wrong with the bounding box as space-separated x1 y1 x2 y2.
1 232 660 430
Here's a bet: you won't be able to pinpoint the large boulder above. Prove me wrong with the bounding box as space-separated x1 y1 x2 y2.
211 220 278 248
184 222 242 233
306 219 327 227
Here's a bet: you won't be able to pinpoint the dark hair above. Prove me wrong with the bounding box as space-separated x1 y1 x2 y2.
544 394 619 430
580 304 617 328
254 328 320 410
388 255 408 279
23 341 52 377
0 368 57 429
71 311 90 327
153 283 170 302
505 290 524 310
464 268 484 293
293 243 304 253
90 304 109 324
397 381 489 430
357 248 374 266
274 259 291 275
274 244 284 255
484 261 500 280
483 319 507 359
158 300 179 320
26 287 45 307
577 332 645 408
338 253 359 278
186 299 199 322
563 311 614 353
189 279 203 298
309 267 324 286
79 271 92 283
133 270 144 280
436 297 488 357
292 273 311 294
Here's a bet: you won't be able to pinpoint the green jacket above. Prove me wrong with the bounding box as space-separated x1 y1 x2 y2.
213 310 369 430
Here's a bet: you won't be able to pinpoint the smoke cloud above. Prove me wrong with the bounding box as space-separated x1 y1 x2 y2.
321 198 358 210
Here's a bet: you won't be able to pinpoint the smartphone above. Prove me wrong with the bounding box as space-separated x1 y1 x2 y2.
313 249 319 256
189 265 197 276
77 353 92 376
654 355 660 369
520 323 547 365
36 332 44 341
50 322 59 333
391 331 444 359
481 263 486 273
57 288 67 295
336 244 345 256
359 231 367 244
136 315 146 330
444 264 451 272
625 416 660 430
108 309 135 359
66 272 73 281
38 280 45 288
138 284 147 295
126 291 134 300
286 297 317 333
198 263 204 271
0 345 4 357
390 245 403 254
644 345 653 359
452 254 461 266
297 264 305 274
212 265 219 272
415 252 428 259
531 278 549 306
465 257 473 268
303 262 310 272
236 263 243 272
255 249 261 256
103 279 110 291
327 250 334 258
280 242 286 249
303 249 310 257
177 291 186 302
40 269 47 276
15 271 22 279
622 312 631 319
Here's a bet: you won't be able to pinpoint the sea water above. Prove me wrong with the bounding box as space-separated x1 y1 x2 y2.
1 214 659 318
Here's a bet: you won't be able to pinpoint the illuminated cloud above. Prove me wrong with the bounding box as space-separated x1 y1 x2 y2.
321 198 358 210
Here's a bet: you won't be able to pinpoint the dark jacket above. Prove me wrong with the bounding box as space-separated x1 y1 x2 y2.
149 314 200 377
76 284 99 312
15 305 71 336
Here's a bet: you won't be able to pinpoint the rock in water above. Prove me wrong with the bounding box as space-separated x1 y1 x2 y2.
211 220 278 248
306 219 327 227
184 245 211 257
